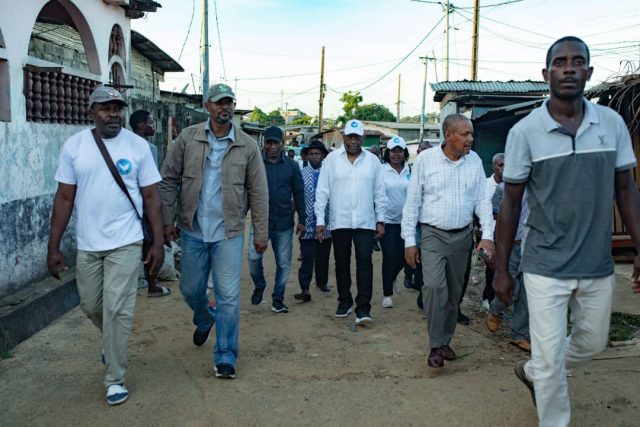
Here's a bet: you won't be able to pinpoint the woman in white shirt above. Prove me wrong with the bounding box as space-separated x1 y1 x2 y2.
379 136 411 308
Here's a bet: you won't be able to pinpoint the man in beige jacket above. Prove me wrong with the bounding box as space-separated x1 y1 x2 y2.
159 83 268 379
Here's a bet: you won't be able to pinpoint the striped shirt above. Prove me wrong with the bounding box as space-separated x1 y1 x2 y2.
301 165 330 239
401 144 494 247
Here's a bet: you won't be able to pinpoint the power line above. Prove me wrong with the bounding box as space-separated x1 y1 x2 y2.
177 0 196 61
212 0 227 81
355 14 445 92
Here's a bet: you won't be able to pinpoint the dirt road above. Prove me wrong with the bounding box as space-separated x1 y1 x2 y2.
1 236 638 426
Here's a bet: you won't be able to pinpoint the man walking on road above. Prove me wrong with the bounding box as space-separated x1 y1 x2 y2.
402 114 494 369
494 36 640 427
130 109 171 298
159 83 268 379
249 126 306 313
315 119 386 325
295 140 332 302
47 87 164 405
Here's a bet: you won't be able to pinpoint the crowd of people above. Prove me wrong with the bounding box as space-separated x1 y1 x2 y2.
46 36 640 427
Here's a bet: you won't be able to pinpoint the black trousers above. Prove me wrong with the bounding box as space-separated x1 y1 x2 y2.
332 228 374 313
379 224 407 296
482 264 495 302
298 238 332 290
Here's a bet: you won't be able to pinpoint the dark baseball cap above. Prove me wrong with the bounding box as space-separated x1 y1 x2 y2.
264 126 283 143
206 83 236 102
88 86 128 108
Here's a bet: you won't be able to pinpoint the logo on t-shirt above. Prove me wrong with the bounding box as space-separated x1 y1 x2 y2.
116 159 132 175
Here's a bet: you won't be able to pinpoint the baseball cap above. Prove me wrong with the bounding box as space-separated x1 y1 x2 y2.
264 126 283 143
344 119 364 136
88 86 127 108
206 83 236 102
386 135 406 150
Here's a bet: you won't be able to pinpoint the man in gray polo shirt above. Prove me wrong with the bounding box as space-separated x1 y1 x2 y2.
494 36 640 427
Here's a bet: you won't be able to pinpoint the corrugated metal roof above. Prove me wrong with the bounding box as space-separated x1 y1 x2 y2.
131 30 184 73
431 80 548 101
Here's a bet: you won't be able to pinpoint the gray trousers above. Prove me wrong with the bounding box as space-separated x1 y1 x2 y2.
489 242 529 340
420 225 472 348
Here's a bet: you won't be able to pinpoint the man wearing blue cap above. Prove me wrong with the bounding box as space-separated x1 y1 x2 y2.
160 83 268 379
47 86 164 405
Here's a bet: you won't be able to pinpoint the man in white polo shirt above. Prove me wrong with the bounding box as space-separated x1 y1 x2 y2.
47 86 164 405
315 119 386 325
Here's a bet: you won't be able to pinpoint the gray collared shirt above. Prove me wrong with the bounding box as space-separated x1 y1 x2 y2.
182 120 235 243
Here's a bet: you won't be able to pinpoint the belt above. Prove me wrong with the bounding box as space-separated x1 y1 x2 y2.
422 223 470 234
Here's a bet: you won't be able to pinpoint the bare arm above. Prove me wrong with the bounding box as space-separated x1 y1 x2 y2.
141 184 164 275
47 183 76 279
614 170 640 291
493 182 525 303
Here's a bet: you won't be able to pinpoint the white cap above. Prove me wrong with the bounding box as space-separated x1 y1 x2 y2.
344 119 364 136
386 135 406 150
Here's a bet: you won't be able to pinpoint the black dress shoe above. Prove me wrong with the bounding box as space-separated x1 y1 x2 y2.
457 310 470 325
428 348 444 368
317 283 330 293
294 291 312 302
193 322 214 346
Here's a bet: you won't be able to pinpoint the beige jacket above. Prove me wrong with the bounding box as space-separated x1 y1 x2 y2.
159 121 269 242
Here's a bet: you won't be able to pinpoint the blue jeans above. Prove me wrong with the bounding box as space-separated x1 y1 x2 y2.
248 227 293 302
180 232 244 366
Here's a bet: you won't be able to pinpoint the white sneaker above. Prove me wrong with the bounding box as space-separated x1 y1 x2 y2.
382 296 394 308
106 384 129 406
482 299 490 312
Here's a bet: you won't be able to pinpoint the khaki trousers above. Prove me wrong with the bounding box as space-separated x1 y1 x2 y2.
420 225 472 348
76 241 142 387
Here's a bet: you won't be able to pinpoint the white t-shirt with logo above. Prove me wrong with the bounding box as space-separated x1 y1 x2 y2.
55 128 161 251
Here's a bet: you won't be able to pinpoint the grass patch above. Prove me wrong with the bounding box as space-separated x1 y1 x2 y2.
0 351 13 359
609 312 640 343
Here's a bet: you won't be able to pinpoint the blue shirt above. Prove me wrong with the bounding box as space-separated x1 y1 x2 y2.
301 164 330 240
182 120 234 243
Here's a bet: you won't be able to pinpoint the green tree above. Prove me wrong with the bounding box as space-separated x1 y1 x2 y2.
248 107 268 124
291 115 314 125
266 110 285 126
337 91 363 124
399 113 438 124
354 103 396 122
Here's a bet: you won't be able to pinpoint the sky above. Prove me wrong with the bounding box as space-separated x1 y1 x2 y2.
132 0 640 118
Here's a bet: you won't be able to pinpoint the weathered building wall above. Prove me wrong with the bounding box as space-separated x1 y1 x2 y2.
0 0 130 298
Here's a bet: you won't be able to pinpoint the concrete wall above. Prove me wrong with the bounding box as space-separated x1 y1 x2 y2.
0 0 131 298
129 49 163 103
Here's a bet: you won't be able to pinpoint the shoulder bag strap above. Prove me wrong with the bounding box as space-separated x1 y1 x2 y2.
91 128 142 220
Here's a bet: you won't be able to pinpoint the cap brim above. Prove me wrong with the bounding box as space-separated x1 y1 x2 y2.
89 99 128 108
208 94 236 103
344 130 364 136
265 137 283 143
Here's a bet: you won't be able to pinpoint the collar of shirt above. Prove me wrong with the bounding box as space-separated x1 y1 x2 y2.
382 162 409 175
437 143 466 165
540 97 599 134
338 146 368 165
204 119 235 143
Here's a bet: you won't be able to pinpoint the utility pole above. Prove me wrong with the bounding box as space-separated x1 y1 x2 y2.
200 0 209 102
419 55 430 144
471 0 480 80
318 46 325 131
396 74 401 120
445 0 450 81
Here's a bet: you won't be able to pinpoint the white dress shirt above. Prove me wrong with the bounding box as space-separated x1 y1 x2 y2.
382 162 411 224
401 144 494 247
315 146 386 231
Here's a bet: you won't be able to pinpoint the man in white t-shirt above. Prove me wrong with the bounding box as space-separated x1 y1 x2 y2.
47 86 164 406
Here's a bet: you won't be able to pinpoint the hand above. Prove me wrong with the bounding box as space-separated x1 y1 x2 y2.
253 240 268 254
476 239 495 264
144 243 165 276
632 254 640 294
375 222 385 239
493 270 515 304
163 224 179 246
295 223 305 238
405 246 420 269
316 225 326 243
47 248 66 280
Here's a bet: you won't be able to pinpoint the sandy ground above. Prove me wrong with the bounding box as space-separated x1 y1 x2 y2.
1 232 639 427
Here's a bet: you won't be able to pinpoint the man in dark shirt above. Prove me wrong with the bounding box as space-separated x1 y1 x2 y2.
249 126 306 313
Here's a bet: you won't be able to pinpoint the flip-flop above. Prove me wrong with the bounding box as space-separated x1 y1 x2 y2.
148 286 171 298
